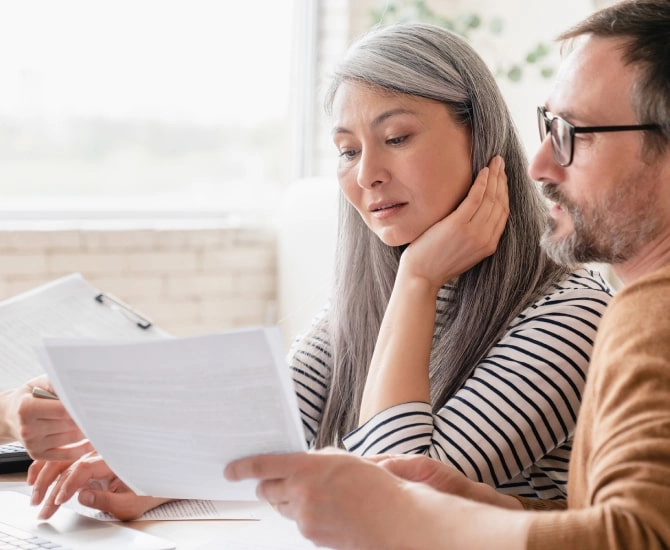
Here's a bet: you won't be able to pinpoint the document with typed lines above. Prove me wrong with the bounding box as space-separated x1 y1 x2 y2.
38 327 307 501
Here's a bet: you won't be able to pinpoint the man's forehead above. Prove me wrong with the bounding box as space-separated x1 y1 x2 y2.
545 36 635 122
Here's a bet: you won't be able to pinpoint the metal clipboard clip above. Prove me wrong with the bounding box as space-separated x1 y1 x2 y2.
94 293 153 330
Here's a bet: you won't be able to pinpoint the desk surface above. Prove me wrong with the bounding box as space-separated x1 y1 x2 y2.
0 473 317 549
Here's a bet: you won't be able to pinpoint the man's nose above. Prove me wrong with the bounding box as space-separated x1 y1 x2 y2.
529 134 563 183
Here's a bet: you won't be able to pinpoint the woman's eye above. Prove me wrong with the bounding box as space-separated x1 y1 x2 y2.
386 135 407 146
338 149 358 160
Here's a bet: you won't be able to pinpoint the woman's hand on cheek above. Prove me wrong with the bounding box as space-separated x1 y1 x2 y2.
400 155 509 288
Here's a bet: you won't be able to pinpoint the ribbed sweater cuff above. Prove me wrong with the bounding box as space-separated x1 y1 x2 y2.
511 495 567 511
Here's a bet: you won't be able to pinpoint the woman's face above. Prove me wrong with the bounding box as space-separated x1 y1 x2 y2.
331 80 473 246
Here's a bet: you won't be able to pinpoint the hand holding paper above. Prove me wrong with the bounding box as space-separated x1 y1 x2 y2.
38 327 307 501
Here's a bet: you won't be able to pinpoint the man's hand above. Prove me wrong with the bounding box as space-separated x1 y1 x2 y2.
225 448 428 549
374 454 522 509
225 449 525 549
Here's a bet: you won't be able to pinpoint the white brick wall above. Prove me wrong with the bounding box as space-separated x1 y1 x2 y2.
0 225 278 338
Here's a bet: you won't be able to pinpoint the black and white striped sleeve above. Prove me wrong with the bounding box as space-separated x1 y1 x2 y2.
341 269 612 490
288 311 333 446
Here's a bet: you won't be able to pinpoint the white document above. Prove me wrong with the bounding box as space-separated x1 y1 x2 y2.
38 327 307 501
74 498 265 522
8 483 263 522
0 273 167 391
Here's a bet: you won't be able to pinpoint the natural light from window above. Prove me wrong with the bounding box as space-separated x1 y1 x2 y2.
0 0 297 219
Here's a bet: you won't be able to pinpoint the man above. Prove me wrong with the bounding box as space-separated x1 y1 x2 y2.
0 375 89 460
223 1 670 548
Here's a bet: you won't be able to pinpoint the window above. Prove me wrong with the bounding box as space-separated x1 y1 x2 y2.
0 0 298 219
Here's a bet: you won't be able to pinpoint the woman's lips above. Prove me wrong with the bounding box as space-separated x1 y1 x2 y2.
369 202 407 219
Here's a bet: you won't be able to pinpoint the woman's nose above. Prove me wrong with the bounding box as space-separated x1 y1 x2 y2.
356 150 388 189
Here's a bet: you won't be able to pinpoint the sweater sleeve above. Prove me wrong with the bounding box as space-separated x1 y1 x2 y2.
513 495 567 511
527 269 670 549
342 272 611 498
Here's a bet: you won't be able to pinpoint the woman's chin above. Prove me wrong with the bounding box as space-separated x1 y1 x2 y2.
374 228 417 248
378 236 411 248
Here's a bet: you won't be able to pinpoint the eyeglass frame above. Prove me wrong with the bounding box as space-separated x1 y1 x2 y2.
537 106 662 167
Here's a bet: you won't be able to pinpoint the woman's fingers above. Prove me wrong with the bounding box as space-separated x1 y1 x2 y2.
34 454 115 519
464 155 508 225
76 490 172 521
29 460 71 505
53 457 116 506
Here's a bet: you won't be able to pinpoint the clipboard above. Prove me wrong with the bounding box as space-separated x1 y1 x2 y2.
95 292 153 330
0 273 168 392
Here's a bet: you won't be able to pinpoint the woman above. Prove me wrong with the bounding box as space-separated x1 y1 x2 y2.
31 22 611 519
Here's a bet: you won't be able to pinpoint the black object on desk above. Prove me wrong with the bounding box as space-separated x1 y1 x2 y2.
0 442 32 474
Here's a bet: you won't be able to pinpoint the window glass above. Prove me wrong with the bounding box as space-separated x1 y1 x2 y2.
0 0 296 217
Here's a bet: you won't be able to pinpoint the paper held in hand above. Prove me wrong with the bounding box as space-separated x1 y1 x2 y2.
37 326 307 501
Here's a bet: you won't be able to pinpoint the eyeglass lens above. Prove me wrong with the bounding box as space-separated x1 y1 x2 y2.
551 118 572 166
537 107 571 167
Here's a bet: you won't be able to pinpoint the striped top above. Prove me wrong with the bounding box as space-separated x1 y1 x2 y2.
288 268 613 500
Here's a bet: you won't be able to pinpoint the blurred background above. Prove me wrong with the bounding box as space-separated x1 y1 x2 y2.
0 0 618 343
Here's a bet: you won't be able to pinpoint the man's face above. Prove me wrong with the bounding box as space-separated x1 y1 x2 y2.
529 36 670 270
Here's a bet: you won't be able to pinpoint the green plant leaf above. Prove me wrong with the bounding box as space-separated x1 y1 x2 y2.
461 13 481 29
536 42 550 56
507 66 522 82
489 17 505 34
368 1 555 82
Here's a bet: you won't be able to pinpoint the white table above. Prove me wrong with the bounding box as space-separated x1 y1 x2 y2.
0 473 318 549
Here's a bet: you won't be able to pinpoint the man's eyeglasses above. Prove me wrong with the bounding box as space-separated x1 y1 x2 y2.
537 106 661 167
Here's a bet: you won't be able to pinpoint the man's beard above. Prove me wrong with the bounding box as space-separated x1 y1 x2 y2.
540 179 661 267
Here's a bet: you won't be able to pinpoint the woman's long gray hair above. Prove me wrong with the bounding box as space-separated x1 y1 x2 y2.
315 23 569 448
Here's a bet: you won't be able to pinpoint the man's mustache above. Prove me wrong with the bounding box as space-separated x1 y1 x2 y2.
542 183 573 212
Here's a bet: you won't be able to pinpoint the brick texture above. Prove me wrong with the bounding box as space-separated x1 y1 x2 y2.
0 226 278 337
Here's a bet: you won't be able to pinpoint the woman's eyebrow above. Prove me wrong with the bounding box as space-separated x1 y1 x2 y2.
332 108 416 136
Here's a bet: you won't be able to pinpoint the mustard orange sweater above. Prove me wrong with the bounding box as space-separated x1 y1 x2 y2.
522 264 670 548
